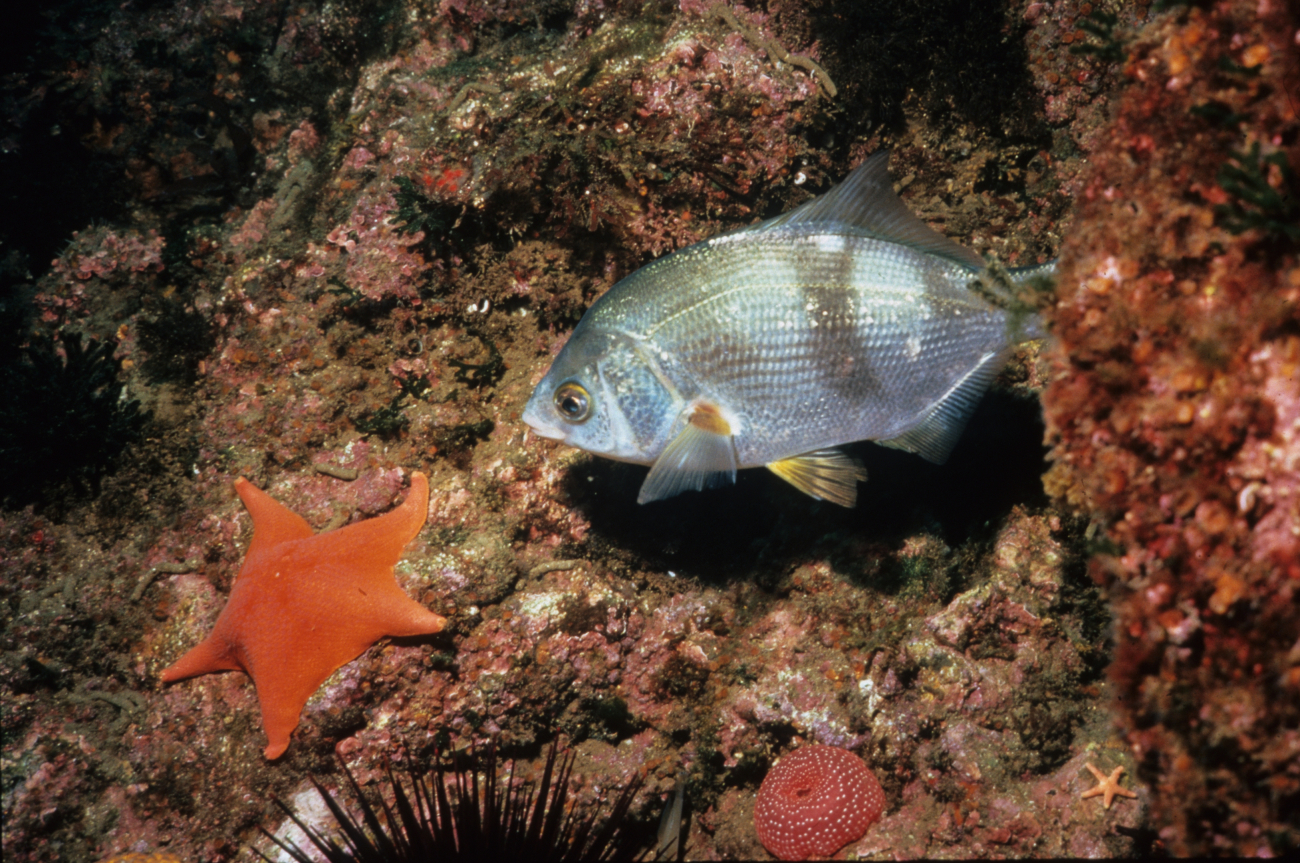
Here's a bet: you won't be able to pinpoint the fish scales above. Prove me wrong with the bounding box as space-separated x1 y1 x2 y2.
596 227 1012 466
522 152 1049 507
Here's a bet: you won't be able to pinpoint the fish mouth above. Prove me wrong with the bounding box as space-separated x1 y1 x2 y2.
528 422 566 441
521 406 567 441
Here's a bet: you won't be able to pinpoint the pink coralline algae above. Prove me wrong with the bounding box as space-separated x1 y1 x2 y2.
51 228 165 282
324 186 430 303
38 227 167 323
753 745 884 861
284 120 320 165
226 199 278 249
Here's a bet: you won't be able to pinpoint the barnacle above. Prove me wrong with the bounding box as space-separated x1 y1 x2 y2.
0 330 146 507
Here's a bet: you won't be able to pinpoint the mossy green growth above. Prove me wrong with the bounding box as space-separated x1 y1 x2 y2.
1189 100 1247 128
448 334 505 388
393 176 452 240
1214 142 1299 243
353 377 430 437
1069 9 1125 64
0 330 146 507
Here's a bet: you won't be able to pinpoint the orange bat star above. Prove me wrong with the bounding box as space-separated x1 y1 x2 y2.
161 472 445 759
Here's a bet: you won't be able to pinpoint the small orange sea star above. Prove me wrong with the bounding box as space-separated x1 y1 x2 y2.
1081 762 1138 809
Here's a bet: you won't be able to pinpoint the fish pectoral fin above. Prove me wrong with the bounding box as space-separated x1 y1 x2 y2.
637 409 738 504
766 448 869 508
879 349 1009 464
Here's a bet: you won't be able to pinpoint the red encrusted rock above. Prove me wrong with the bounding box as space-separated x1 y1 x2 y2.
753 745 885 861
1040 2 1300 853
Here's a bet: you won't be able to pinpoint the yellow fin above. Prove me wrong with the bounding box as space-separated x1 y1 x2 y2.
766 448 868 507
638 406 738 504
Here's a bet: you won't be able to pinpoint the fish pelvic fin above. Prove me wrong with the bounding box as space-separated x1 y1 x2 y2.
766 448 869 508
879 348 1009 464
638 403 739 504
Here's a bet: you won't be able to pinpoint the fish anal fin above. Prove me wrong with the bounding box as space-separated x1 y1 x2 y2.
638 406 738 504
879 349 1008 464
766 448 868 508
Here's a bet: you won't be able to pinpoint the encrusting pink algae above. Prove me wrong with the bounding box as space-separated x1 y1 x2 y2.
0 0 1296 860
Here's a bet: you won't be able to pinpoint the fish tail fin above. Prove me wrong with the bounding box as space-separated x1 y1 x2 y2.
1007 260 1057 285
968 258 1056 343
1007 261 1054 341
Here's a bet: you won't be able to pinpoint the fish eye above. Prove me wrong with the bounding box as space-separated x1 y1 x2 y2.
554 382 591 423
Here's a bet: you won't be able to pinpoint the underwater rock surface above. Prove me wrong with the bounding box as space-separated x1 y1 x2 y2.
0 0 1292 860
1042 0 1300 855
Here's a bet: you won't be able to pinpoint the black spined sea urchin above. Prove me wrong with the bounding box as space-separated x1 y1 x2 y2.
258 741 647 863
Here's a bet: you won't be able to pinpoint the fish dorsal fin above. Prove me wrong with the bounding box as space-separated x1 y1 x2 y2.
766 448 869 507
755 152 987 270
638 404 739 504
879 349 1008 464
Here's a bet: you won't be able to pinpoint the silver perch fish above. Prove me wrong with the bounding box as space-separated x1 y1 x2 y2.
522 152 1049 507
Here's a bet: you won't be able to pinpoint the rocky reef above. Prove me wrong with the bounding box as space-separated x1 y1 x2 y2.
1042 1 1299 854
0 0 1294 860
